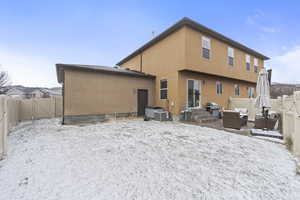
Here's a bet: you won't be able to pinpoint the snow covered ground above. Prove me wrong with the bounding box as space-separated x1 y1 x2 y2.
0 119 299 200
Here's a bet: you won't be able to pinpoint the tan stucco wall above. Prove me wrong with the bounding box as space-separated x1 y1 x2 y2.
177 71 256 113
120 54 141 71
120 27 186 114
120 26 263 115
64 69 155 116
183 26 263 83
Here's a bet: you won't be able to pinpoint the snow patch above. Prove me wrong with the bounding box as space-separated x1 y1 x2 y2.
0 119 299 199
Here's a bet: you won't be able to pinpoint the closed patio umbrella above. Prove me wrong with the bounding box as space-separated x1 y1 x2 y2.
255 68 271 117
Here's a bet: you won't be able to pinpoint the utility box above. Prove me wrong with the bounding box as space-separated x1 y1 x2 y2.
154 111 169 121
145 107 164 119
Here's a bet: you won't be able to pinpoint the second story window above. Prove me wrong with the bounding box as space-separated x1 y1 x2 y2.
246 54 251 71
254 58 259 73
234 84 240 96
160 79 168 99
228 47 234 66
216 81 223 95
202 36 211 59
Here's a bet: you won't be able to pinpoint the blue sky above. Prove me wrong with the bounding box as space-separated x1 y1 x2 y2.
1 0 300 87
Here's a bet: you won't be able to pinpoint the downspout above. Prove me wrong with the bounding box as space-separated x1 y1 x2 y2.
140 53 143 72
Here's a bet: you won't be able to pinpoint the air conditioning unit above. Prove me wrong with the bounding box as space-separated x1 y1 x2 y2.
154 111 169 121
145 107 164 119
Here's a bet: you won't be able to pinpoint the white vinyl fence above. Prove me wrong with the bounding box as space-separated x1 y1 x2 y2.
0 96 20 160
0 96 62 160
229 91 300 160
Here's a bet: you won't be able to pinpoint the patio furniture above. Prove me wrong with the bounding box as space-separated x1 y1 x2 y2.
234 108 248 126
223 111 244 130
254 114 278 130
206 102 220 117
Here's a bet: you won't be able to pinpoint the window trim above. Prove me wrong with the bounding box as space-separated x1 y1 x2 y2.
254 65 258 73
186 79 202 108
216 81 223 95
254 58 259 73
228 56 234 67
228 47 234 67
201 36 211 60
234 84 240 96
246 54 251 71
160 79 168 100
248 87 255 98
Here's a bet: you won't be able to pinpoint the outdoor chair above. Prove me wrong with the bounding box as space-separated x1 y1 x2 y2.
254 115 278 130
234 108 248 126
223 111 244 130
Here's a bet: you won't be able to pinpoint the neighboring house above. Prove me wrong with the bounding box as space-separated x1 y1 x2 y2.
4 87 25 98
2 86 62 99
6 87 44 98
57 17 269 123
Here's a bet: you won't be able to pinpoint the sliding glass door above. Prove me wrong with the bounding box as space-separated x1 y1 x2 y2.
187 80 201 108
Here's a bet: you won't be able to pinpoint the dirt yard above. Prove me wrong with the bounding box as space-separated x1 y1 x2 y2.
0 119 299 199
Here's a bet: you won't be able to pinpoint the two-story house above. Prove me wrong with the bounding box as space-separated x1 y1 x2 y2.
117 17 269 115
56 17 269 124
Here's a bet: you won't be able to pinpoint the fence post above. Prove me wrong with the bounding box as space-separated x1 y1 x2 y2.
3 96 8 156
0 96 8 160
0 97 4 160
52 97 56 118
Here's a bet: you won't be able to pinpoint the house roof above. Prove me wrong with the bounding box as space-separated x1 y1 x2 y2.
117 17 269 65
56 63 155 83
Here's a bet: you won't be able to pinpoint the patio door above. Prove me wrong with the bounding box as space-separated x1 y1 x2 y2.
187 80 201 108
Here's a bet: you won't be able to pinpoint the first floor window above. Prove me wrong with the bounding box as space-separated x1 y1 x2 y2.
248 87 255 98
160 79 168 99
216 81 223 95
234 84 240 96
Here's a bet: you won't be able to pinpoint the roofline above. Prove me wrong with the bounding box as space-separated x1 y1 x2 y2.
56 63 155 83
117 17 269 65
179 69 257 84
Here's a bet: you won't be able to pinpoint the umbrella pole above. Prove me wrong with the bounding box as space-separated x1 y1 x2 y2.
262 106 267 130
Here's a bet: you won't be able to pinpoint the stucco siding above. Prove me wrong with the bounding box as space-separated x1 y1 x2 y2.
183 27 263 83
64 69 155 116
118 25 262 116
119 54 141 71
120 27 186 114
177 71 256 113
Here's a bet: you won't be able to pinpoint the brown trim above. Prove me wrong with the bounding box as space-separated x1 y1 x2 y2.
179 69 257 84
117 17 269 65
56 64 155 83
